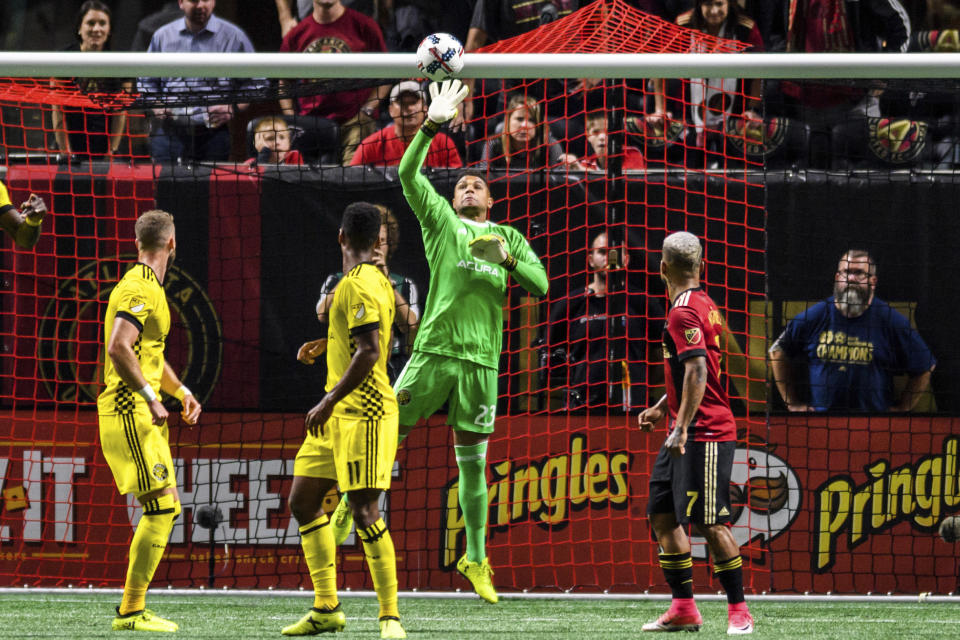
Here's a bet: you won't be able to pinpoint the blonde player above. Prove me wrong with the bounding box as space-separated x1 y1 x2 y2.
282 202 404 639
98 209 201 632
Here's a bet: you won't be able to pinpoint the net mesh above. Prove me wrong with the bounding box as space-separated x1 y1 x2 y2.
0 0 958 596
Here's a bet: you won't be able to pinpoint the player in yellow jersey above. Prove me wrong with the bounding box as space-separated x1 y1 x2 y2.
98 209 202 633
282 203 404 639
0 178 48 249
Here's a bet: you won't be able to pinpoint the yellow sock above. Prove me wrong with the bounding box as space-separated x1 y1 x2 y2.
119 493 178 616
299 514 339 611
357 518 399 620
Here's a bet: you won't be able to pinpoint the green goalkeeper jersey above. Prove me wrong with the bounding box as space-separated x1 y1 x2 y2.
399 129 548 370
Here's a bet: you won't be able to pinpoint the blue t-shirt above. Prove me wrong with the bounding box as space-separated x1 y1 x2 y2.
774 297 935 412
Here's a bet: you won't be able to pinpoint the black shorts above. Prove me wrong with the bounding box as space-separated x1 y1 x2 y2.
647 439 735 526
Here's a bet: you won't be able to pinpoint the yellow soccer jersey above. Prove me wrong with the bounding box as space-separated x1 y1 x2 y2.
0 179 14 214
326 263 398 419
97 263 170 415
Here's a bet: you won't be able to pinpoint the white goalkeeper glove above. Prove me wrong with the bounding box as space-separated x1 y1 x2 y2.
469 234 518 270
427 79 469 125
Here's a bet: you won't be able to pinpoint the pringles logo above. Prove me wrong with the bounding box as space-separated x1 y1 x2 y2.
440 434 629 567
814 436 960 572
689 441 802 559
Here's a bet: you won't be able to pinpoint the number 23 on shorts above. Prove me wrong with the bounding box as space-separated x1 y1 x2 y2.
474 404 496 428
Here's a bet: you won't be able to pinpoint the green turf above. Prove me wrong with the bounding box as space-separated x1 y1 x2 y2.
0 592 955 639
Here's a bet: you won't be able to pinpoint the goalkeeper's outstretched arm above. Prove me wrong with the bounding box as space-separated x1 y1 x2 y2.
398 80 468 186
399 80 470 228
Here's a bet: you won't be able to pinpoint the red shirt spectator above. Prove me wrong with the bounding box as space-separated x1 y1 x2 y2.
351 81 463 167
280 5 387 122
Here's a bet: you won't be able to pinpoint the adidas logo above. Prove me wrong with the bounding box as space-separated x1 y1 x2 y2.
719 506 730 517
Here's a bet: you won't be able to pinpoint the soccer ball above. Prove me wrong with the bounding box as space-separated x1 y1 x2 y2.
939 515 960 543
416 33 464 83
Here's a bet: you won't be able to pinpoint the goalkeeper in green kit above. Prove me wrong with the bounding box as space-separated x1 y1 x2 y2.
330 79 548 603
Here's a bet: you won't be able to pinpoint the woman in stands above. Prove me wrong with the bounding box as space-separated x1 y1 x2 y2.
481 93 580 171
51 1 131 160
650 0 764 155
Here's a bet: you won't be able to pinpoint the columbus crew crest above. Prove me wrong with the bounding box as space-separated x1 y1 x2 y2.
396 389 411 406
152 463 168 482
37 256 223 404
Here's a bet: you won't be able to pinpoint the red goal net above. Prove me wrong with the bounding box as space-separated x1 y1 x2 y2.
1 0 957 596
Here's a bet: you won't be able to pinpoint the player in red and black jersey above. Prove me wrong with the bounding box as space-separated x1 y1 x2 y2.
637 231 753 635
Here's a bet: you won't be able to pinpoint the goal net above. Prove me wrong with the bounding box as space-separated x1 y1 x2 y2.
0 0 957 596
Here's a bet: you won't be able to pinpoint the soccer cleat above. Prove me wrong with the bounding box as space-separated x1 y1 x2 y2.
111 607 178 632
281 605 346 635
379 616 407 639
331 497 354 546
727 609 754 635
641 608 703 632
456 554 499 604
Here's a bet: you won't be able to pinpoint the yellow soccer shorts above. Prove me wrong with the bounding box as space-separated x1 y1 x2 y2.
99 409 176 498
294 412 399 492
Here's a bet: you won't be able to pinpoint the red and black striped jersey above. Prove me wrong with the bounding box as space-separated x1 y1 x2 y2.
662 287 736 442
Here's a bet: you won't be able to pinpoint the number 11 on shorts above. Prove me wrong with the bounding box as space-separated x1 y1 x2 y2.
347 460 361 485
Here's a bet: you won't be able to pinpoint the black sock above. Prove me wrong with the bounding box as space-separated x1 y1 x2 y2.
714 555 745 605
659 551 694 599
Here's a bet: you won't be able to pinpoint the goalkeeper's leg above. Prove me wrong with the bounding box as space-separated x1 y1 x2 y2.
449 363 499 603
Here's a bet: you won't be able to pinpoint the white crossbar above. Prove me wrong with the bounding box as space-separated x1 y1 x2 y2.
0 52 959 79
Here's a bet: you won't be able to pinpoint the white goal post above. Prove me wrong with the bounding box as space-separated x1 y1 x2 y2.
1 51 960 80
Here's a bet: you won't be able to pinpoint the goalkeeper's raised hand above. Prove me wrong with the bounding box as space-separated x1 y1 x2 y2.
427 79 469 125
469 234 518 271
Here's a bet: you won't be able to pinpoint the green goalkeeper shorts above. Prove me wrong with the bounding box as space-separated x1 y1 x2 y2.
394 350 499 434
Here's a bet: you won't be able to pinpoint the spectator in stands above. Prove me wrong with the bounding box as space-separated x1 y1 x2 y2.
244 116 304 166
350 81 462 167
772 0 911 124
481 93 580 170
130 1 182 51
578 111 645 171
52 1 131 161
298 205 420 381
279 0 392 164
0 179 47 249
650 0 764 153
769 249 936 413
277 0 402 41
544 231 663 410
139 0 259 164
457 0 580 128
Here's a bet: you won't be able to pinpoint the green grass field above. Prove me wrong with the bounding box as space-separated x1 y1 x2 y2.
1 592 955 639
